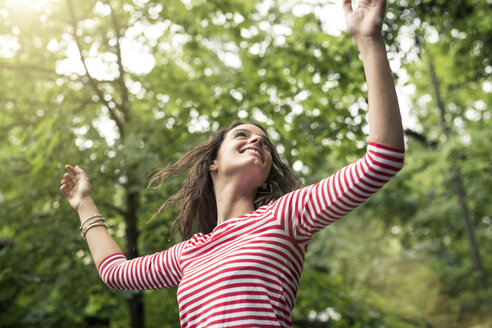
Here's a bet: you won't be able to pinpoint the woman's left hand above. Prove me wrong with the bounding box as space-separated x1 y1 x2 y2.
343 0 386 40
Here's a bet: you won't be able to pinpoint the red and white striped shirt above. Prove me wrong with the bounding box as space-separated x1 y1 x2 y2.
98 142 404 327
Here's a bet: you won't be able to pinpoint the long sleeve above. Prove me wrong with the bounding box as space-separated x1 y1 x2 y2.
97 240 188 290
271 142 404 243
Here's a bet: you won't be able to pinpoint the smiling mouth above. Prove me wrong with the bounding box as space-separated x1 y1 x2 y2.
241 148 263 162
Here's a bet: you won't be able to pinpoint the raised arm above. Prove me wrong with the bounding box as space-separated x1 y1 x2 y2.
343 0 404 149
60 165 123 268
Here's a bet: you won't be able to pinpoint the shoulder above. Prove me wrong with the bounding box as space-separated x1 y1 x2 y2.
184 232 211 248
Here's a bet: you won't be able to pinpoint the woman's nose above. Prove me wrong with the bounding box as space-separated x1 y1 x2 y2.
249 135 264 146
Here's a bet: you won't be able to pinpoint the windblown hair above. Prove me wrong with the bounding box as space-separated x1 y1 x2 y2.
148 121 301 240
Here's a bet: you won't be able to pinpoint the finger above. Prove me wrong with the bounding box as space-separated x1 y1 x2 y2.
60 184 70 197
64 173 77 188
342 0 353 14
61 179 72 191
73 165 88 179
65 164 77 176
363 0 386 12
64 172 77 184
66 164 86 181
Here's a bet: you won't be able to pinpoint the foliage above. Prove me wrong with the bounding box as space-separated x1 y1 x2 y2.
0 0 491 327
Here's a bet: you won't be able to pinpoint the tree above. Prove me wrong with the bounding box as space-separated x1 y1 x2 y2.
1 0 491 327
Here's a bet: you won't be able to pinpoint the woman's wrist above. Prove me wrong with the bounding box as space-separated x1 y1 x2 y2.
354 35 385 51
76 196 99 219
354 36 389 66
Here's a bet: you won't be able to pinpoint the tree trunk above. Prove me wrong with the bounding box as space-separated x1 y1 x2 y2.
450 165 486 289
428 58 485 289
126 188 145 328
67 0 145 323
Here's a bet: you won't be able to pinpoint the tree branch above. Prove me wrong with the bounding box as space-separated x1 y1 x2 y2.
66 0 126 139
428 58 451 136
427 51 486 290
105 0 131 122
0 98 93 140
0 62 56 75
101 201 126 216
404 128 439 149
0 62 120 85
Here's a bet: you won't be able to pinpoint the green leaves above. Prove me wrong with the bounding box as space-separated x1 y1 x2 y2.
1 0 491 327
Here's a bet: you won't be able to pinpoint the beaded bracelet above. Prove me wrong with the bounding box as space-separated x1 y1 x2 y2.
79 214 103 229
82 222 108 240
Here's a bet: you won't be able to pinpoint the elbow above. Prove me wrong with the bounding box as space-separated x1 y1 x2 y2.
97 254 128 290
368 142 405 177
98 266 121 289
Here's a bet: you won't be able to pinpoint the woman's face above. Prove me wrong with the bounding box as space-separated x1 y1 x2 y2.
211 124 273 189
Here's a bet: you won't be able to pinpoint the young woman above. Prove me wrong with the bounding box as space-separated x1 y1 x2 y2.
60 0 405 326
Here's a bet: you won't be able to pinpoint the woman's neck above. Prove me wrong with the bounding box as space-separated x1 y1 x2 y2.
214 182 256 226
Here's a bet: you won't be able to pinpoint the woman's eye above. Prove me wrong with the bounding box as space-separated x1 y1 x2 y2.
234 132 246 138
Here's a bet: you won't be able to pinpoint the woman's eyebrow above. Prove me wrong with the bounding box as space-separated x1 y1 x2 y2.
233 128 270 142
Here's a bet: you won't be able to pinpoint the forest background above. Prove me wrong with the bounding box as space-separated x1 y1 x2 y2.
1 0 491 327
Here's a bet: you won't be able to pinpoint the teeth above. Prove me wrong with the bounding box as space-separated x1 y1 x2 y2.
244 148 262 159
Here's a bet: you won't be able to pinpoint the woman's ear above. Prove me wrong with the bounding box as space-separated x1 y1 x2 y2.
209 160 218 173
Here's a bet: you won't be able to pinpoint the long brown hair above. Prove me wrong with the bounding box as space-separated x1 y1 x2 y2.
148 121 301 240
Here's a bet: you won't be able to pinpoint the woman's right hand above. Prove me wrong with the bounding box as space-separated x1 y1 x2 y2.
60 165 93 211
